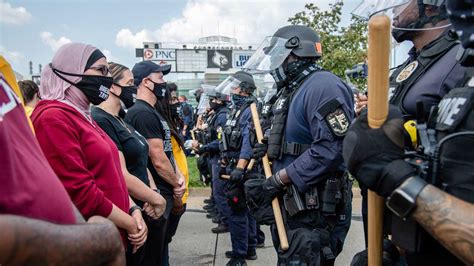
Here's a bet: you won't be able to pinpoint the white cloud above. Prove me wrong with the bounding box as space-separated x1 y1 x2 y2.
115 0 334 49
0 46 26 64
40 32 72 52
102 49 119 63
0 2 32 25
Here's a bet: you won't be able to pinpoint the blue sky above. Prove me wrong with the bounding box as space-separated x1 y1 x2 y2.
1 0 409 77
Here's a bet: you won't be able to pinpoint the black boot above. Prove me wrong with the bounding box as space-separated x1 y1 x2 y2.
211 224 229 234
225 250 257 260
226 258 246 266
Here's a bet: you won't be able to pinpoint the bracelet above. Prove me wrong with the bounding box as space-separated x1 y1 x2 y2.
129 205 142 215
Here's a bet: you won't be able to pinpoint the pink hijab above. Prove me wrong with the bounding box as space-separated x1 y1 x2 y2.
40 43 99 117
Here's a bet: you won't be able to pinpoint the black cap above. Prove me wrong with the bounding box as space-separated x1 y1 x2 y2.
132 61 171 86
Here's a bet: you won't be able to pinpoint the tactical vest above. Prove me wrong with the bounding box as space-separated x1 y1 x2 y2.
389 31 459 118
267 66 320 160
208 106 228 143
222 102 250 152
392 68 474 264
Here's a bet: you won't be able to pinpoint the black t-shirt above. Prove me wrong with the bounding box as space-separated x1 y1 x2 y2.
125 99 175 194
91 107 150 184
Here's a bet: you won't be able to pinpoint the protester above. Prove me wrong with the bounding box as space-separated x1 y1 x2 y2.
156 88 189 265
126 60 186 265
30 43 147 255
17 79 40 117
91 62 168 265
0 55 125 265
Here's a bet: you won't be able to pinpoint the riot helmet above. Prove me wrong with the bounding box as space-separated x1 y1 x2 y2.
243 25 322 74
353 0 450 43
215 71 256 96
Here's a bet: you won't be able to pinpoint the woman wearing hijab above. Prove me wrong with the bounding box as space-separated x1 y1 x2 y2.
31 43 147 255
91 62 167 265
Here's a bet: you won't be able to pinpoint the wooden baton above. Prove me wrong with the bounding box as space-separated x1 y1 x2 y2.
250 102 289 251
367 15 391 266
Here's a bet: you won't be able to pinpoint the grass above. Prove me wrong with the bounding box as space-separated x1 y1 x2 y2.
187 156 207 187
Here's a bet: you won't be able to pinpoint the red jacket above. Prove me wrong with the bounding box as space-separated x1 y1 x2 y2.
31 100 129 221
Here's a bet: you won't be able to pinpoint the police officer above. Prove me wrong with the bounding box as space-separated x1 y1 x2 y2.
192 88 231 234
354 0 469 247
345 0 474 265
246 25 355 265
219 71 258 266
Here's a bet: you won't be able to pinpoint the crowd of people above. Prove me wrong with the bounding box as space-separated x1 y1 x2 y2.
1 0 474 265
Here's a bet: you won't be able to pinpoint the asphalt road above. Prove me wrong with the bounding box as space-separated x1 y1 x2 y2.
169 188 365 265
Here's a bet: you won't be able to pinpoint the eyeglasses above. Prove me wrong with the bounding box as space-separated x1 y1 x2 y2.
88 65 110 76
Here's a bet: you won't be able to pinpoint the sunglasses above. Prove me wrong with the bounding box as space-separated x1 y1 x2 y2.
88 65 110 76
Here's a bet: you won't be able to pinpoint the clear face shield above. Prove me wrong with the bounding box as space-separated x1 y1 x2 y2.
263 86 277 103
353 0 450 35
215 76 243 96
242 36 293 74
196 86 212 115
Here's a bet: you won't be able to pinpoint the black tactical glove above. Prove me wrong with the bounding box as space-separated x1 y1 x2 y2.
230 167 245 183
262 174 285 205
252 138 268 160
343 106 415 197
350 239 400 266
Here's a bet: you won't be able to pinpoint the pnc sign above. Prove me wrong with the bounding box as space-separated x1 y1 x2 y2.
143 49 176 61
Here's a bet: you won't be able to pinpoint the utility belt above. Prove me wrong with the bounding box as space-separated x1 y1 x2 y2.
220 127 242 152
283 172 350 224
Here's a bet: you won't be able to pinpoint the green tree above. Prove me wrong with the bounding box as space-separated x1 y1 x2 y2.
288 2 368 89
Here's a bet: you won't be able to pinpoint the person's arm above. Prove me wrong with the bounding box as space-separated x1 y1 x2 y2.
412 185 474 264
0 215 125 266
127 197 147 253
173 164 186 198
118 152 165 219
33 115 122 220
147 169 158 191
106 205 136 234
284 85 351 192
148 138 179 187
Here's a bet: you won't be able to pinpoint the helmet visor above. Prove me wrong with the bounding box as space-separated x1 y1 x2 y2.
215 76 242 96
352 0 410 19
243 36 293 74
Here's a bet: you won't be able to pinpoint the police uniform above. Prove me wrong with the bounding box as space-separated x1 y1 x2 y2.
222 99 258 261
390 66 474 266
358 29 469 247
200 104 231 227
389 30 467 120
268 67 355 264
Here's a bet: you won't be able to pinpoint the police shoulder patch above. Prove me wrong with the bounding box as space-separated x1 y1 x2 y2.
318 99 350 137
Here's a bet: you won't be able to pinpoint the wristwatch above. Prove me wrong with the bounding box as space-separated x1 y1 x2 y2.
386 176 428 219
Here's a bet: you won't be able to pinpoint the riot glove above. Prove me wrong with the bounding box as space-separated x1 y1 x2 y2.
252 137 268 160
262 174 285 205
230 167 245 183
342 105 415 197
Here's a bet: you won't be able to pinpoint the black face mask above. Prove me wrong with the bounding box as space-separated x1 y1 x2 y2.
170 103 180 118
209 100 223 111
51 65 112 105
118 85 137 109
148 80 167 99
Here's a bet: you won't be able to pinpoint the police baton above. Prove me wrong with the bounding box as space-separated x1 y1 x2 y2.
367 15 391 266
250 102 289 251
